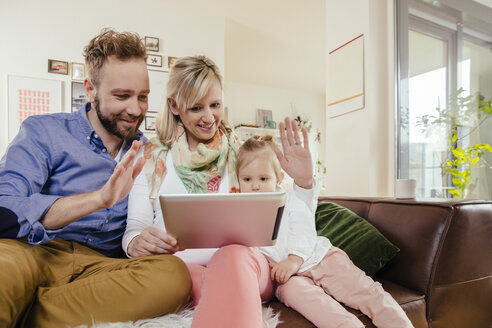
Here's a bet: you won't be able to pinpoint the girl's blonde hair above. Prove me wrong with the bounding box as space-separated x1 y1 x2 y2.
237 135 283 181
156 55 232 146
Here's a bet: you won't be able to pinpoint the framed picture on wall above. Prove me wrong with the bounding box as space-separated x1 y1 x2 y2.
8 75 62 141
71 81 88 112
326 34 365 118
147 54 162 67
71 62 85 81
148 69 169 113
145 36 159 52
145 115 157 131
256 109 272 128
48 59 68 75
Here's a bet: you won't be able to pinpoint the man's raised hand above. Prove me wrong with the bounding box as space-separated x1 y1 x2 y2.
99 140 146 208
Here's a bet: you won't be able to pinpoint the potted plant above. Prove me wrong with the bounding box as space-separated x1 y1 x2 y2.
293 115 312 132
417 89 492 198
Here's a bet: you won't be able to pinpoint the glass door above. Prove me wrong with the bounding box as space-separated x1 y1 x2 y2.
396 0 492 200
460 39 492 199
400 19 455 197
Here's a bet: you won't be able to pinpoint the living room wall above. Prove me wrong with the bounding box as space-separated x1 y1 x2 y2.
0 0 397 198
0 0 326 159
324 0 396 197
0 0 225 155
223 1 326 134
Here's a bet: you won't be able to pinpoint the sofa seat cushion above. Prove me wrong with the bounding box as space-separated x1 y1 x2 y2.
272 279 426 328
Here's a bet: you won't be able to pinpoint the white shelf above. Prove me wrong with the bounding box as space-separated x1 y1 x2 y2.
233 126 279 140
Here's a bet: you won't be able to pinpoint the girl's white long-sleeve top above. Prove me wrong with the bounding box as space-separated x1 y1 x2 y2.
257 188 332 273
122 150 319 265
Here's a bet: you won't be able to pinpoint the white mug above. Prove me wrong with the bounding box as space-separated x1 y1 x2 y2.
395 179 416 199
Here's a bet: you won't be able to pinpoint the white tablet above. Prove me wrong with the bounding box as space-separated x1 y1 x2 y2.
159 192 286 249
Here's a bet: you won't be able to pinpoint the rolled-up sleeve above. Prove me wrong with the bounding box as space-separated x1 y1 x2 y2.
0 117 60 243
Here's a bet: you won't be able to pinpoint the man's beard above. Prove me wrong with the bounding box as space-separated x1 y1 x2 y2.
93 95 144 140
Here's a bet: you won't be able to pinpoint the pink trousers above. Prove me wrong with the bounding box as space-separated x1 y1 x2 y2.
186 245 274 328
275 247 414 328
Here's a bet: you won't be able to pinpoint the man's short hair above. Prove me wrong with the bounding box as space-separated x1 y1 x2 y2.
83 28 147 86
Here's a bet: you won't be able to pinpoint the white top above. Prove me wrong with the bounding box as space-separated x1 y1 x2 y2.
258 185 332 273
123 150 319 265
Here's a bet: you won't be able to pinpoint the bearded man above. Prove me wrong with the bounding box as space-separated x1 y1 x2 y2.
0 29 191 328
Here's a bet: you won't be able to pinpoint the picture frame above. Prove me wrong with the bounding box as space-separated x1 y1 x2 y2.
147 54 162 67
71 81 88 112
145 36 159 52
148 69 169 113
145 115 157 131
327 34 365 118
71 62 85 81
48 59 68 75
168 56 178 69
8 75 62 141
256 109 273 128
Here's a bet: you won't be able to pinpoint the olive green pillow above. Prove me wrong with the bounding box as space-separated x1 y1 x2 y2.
315 202 399 276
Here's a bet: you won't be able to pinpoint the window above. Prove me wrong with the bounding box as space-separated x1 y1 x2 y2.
397 0 492 199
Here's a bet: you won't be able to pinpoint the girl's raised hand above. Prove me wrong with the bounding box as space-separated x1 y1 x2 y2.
274 117 313 189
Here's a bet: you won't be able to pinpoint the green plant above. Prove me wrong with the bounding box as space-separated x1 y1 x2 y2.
443 142 492 198
417 89 492 198
293 115 312 132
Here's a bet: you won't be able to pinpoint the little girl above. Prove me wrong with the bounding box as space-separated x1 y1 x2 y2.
237 135 414 328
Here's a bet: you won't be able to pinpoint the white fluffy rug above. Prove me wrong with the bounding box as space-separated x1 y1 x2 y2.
74 306 281 328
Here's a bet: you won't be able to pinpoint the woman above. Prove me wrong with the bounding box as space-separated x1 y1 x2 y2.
122 55 316 328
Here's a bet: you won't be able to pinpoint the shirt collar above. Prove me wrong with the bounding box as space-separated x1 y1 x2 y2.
75 102 96 139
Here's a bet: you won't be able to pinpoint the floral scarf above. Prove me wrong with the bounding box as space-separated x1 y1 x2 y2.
143 128 241 199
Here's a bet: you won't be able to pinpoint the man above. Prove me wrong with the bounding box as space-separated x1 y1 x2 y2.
0 29 191 327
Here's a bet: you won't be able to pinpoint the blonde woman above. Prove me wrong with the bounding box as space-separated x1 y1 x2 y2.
123 55 315 328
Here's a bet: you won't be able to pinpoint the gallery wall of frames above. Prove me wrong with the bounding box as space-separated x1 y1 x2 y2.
6 36 179 140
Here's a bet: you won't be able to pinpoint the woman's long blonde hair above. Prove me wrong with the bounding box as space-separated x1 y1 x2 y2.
156 55 232 146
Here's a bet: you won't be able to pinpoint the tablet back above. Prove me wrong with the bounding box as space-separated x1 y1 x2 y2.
159 192 286 249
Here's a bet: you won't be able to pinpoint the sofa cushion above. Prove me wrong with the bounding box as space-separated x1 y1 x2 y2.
315 202 399 276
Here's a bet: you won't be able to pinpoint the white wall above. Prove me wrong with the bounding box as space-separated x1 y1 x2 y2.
223 0 326 166
0 0 225 155
225 81 325 132
324 0 395 196
1 0 397 198
223 1 325 94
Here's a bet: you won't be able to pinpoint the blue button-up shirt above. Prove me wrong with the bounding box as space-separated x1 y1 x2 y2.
0 103 146 258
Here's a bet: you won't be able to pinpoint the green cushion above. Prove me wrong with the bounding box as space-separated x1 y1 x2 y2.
315 202 399 276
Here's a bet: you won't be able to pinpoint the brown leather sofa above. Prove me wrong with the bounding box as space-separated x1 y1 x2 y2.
269 196 492 328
